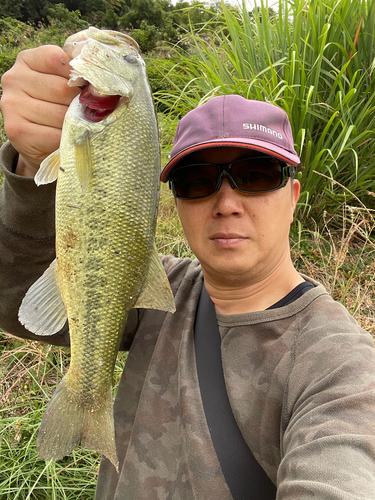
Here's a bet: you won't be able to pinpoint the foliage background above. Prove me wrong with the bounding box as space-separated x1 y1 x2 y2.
154 0 375 222
1 0 375 497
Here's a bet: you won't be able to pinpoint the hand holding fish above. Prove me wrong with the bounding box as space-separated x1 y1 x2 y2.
0 45 80 177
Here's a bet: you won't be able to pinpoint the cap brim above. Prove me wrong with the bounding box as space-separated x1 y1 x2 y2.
160 139 300 182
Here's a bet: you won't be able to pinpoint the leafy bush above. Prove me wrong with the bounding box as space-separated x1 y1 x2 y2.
0 18 36 75
146 55 194 112
0 17 35 46
45 3 89 31
0 0 23 20
38 4 89 45
130 20 162 53
0 8 89 77
156 0 375 224
101 8 119 30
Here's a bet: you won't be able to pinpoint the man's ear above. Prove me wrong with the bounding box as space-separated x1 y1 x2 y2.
290 179 300 223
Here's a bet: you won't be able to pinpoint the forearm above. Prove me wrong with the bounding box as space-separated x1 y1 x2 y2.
278 314 375 498
0 141 69 346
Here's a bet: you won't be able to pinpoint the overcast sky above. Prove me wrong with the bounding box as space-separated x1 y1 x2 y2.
226 0 255 8
169 0 281 14
224 0 279 9
171 0 278 11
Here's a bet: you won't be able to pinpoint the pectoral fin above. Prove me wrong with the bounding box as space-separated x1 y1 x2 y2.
35 149 61 186
75 131 92 193
18 259 67 335
134 244 176 313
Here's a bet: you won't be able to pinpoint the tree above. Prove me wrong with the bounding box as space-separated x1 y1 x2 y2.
44 3 89 32
101 8 119 29
0 0 24 19
130 19 162 52
119 0 164 29
19 0 47 23
249 5 276 21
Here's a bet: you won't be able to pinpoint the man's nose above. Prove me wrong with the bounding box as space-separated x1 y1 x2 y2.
212 176 244 216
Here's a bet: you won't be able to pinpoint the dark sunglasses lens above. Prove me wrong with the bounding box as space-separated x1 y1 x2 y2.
172 164 218 199
231 158 283 192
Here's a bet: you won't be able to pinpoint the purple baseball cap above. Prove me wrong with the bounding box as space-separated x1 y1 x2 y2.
160 95 300 182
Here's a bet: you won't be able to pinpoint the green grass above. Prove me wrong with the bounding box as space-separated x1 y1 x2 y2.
0 336 129 499
156 0 375 224
0 338 98 499
290 205 375 334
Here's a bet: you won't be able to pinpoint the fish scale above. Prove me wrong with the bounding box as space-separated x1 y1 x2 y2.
18 27 175 468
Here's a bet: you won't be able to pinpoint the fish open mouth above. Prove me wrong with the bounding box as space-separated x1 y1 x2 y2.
79 84 122 123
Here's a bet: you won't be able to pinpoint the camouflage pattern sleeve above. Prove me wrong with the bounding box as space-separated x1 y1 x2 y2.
0 141 70 346
278 296 375 498
219 284 375 499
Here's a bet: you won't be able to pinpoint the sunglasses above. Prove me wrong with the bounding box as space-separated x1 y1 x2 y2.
169 156 297 200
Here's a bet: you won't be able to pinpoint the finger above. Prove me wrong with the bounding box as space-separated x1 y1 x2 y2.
2 92 71 132
0 45 80 171
1 60 80 108
17 45 74 80
27 73 81 107
8 121 62 167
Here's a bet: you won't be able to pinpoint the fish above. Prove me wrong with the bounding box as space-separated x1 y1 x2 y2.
18 26 175 470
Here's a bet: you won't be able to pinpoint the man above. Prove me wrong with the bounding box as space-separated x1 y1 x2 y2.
1 45 375 500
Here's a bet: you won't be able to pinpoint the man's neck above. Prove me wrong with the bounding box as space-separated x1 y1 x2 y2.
203 262 304 315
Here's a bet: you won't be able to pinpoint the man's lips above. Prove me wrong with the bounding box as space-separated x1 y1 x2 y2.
210 233 247 248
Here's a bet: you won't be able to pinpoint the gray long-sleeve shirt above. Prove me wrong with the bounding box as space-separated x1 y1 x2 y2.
1 141 375 499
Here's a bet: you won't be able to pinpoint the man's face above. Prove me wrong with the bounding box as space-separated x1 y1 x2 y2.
174 147 300 287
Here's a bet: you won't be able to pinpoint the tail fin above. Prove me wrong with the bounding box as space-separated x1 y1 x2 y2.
37 375 119 470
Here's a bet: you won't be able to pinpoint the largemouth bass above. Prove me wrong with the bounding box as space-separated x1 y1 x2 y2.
18 27 175 469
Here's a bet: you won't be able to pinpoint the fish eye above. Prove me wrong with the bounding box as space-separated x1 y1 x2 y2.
125 55 138 64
